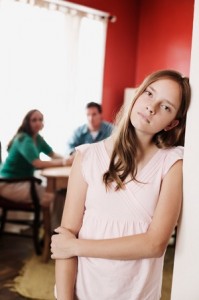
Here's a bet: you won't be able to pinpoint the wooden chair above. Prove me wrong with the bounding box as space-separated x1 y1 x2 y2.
0 177 45 255
0 142 53 261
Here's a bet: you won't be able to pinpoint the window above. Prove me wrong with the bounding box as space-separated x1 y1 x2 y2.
0 0 108 158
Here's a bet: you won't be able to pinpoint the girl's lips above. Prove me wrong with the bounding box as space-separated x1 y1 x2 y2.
137 112 150 124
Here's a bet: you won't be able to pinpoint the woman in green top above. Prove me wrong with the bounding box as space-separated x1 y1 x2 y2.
0 109 68 205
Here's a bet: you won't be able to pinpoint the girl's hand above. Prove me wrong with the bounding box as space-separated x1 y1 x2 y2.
51 226 77 259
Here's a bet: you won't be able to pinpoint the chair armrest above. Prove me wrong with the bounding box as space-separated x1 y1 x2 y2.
0 177 42 185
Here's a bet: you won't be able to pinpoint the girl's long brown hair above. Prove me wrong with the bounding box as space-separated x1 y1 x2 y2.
103 70 191 190
7 109 42 151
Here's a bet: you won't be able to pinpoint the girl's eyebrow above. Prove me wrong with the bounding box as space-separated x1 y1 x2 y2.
163 100 177 110
148 85 177 110
147 85 154 91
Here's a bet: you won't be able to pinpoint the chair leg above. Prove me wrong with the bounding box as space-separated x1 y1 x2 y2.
33 208 42 255
0 209 7 234
41 206 51 263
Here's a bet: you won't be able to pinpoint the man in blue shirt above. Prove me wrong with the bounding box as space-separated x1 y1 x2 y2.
66 102 114 158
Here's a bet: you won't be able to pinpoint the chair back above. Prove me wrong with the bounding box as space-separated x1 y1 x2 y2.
0 176 43 255
0 141 2 164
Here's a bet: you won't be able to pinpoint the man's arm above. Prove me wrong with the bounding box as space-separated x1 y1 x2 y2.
66 128 81 155
100 121 114 139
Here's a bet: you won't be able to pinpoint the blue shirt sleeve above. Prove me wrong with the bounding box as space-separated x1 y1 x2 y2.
66 122 114 155
66 127 83 155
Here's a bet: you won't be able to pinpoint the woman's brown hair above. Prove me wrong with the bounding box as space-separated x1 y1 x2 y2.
103 69 191 190
7 109 43 151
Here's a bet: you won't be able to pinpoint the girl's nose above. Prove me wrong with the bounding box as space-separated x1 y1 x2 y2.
146 105 155 115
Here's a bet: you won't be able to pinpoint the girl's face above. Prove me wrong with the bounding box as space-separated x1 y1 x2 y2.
130 78 181 136
29 111 44 135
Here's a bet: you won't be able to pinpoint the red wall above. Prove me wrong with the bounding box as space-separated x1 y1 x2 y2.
135 0 194 85
67 0 194 121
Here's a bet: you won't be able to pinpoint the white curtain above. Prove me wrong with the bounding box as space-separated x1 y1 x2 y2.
0 0 107 159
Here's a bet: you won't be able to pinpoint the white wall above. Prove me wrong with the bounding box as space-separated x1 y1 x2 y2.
124 88 136 106
171 0 199 298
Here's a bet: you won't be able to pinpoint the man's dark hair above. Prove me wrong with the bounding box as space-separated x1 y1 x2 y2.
86 102 102 113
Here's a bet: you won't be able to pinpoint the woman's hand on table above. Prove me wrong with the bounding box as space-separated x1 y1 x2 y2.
62 155 75 166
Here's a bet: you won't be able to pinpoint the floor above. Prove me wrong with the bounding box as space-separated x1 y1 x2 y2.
0 234 33 300
0 234 175 300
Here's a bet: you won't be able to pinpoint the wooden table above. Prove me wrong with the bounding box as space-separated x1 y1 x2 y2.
41 166 71 193
40 166 71 262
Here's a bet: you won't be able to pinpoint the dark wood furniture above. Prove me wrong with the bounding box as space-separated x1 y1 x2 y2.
0 177 45 255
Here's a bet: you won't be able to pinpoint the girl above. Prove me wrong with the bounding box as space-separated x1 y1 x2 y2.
0 109 69 205
51 70 191 300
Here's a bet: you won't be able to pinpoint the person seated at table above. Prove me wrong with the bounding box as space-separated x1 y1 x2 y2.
0 109 69 206
66 102 114 163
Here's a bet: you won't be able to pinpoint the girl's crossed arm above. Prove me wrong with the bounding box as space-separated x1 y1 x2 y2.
52 160 183 261
54 151 87 300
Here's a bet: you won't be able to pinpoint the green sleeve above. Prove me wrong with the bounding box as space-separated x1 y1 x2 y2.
37 135 53 156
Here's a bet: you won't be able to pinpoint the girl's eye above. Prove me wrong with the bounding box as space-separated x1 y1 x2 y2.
30 118 43 122
144 90 152 96
161 105 170 112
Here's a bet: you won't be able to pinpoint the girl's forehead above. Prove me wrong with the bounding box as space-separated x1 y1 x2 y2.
145 79 181 107
147 79 180 93
149 78 177 86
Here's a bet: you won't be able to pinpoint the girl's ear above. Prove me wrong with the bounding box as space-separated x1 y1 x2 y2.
164 119 179 131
